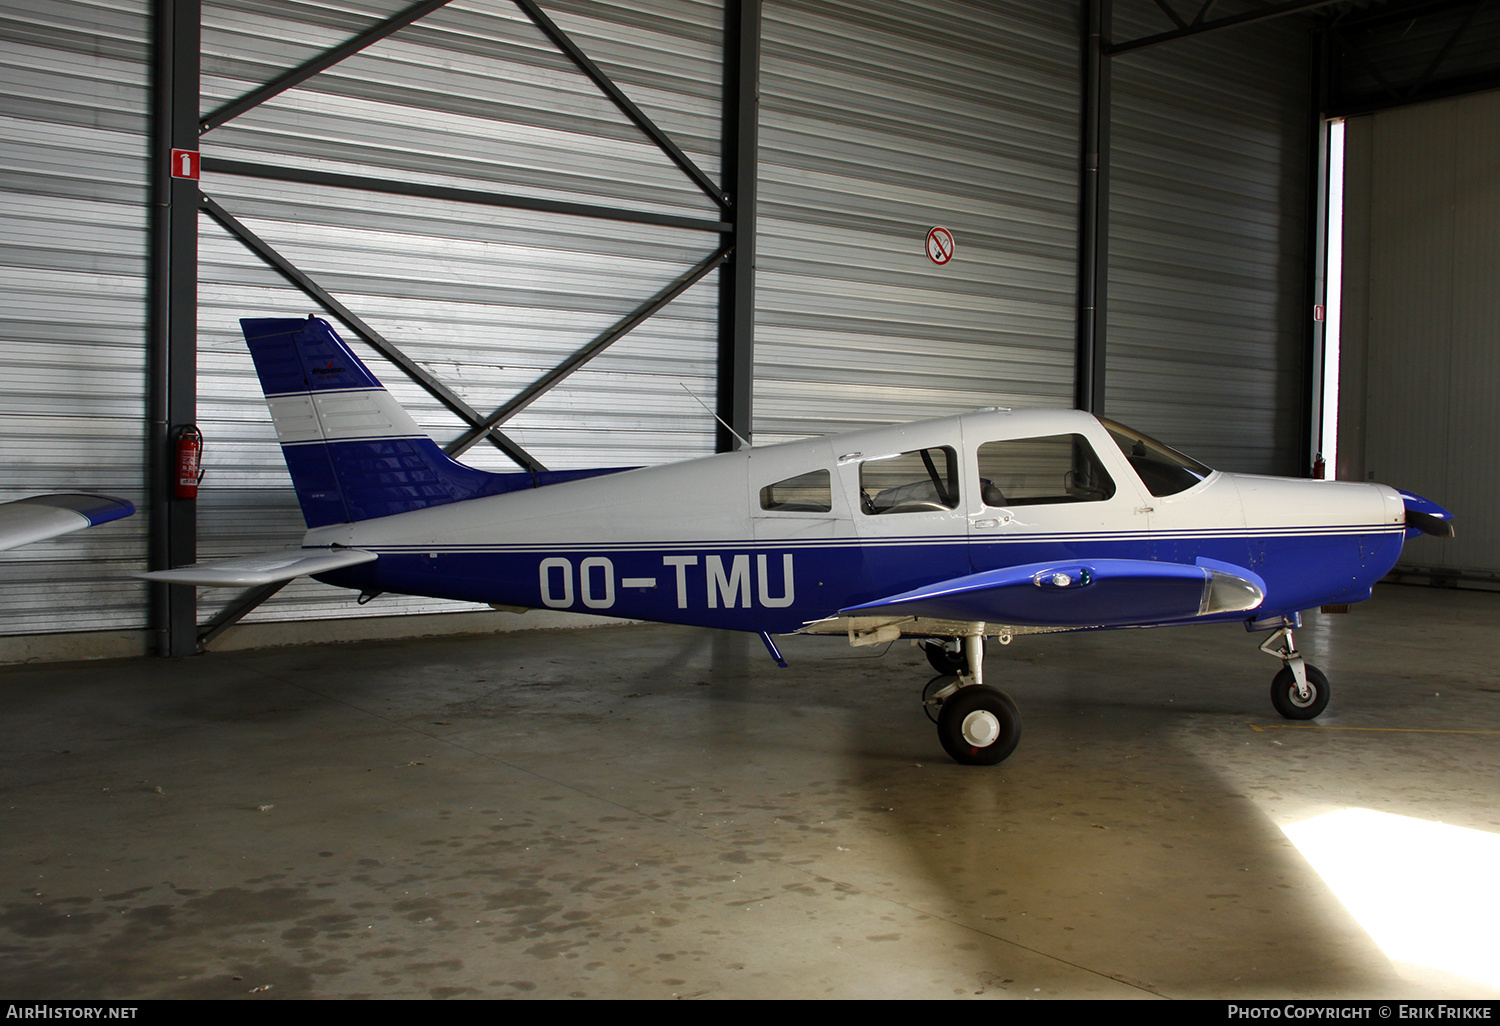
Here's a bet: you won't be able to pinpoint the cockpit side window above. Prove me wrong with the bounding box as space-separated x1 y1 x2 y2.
976 435 1115 506
759 469 833 512
859 447 959 515
1098 417 1212 497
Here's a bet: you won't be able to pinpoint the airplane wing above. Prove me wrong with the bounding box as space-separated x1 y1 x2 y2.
0 493 135 552
136 548 377 588
836 557 1265 629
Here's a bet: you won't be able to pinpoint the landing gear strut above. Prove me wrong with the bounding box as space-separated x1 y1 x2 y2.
920 634 1022 765
1259 624 1330 720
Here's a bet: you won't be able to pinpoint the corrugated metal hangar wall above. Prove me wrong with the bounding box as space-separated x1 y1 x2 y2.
0 0 1337 655
754 1 1080 441
1 0 149 635
1106 7 1310 473
1340 89 1500 582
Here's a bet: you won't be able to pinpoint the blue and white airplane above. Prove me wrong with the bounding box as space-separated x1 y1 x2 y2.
143 316 1453 765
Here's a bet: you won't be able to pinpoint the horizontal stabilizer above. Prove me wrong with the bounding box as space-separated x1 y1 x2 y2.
137 548 377 588
840 557 1265 628
0 493 135 552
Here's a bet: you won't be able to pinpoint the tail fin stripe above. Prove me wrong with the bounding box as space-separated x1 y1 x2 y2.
267 390 428 446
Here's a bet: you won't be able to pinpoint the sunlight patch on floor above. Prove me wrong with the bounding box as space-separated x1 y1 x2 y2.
1282 808 1500 990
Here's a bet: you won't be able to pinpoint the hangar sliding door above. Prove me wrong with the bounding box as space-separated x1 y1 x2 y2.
1340 89 1500 580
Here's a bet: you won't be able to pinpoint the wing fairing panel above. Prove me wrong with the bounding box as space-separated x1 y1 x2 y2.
839 557 1264 628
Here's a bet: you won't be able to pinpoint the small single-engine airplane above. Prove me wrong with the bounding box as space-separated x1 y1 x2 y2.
143 316 1454 765
0 493 134 551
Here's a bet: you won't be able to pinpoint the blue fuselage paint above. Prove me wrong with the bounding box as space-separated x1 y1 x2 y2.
316 523 1407 636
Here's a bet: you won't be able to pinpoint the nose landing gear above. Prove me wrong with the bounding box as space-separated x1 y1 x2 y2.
1260 624 1330 720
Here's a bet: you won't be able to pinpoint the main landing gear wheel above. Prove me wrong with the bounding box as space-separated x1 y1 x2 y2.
1270 664 1330 720
937 685 1022 766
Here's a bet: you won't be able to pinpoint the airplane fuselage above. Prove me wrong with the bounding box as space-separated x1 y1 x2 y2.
305 408 1408 636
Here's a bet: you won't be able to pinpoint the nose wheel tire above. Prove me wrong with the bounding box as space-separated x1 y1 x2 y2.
936 685 1021 766
1270 664 1330 720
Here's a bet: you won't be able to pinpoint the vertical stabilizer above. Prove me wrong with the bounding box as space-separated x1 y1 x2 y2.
242 317 615 528
242 316 504 527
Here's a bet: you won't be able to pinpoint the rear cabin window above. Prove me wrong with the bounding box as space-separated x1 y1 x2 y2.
859 447 959 514
759 469 832 512
976 435 1115 506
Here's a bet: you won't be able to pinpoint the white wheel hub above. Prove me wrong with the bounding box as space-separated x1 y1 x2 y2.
961 709 1001 748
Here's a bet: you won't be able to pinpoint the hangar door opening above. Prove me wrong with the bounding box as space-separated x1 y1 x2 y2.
1337 88 1500 583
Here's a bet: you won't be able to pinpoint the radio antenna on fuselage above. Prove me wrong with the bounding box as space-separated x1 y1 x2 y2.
681 383 752 450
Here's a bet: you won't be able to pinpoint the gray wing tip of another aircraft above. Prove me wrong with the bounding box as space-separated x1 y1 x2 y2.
0 493 136 552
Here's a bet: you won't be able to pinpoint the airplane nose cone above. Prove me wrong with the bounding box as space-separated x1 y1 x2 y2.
1399 490 1455 538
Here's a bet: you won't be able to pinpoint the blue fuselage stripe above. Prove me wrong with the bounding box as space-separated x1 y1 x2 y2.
315 526 1407 635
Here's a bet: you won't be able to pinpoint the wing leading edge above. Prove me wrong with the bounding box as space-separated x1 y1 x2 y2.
837 557 1265 629
0 493 135 552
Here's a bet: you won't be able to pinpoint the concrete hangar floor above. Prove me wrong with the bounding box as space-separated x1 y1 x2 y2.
1 584 1497 1001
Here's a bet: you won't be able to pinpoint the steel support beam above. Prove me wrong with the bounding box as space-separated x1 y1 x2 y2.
716 0 759 451
447 246 733 455
1407 0 1487 98
196 581 291 649
1151 0 1190 31
200 158 729 234
164 0 756 647
199 0 455 133
1075 0 1111 414
200 195 547 472
1321 0 1500 116
513 0 730 212
1107 0 1344 56
149 0 200 657
195 0 734 478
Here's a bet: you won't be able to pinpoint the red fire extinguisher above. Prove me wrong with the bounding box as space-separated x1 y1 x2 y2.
174 425 203 499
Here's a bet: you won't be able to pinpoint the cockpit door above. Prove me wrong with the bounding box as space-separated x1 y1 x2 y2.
964 423 1150 573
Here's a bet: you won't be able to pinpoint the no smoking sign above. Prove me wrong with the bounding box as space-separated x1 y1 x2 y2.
926 226 955 265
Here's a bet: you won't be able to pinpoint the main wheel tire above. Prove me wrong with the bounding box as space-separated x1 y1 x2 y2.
1270 664 1330 720
936 685 1022 766
922 638 971 676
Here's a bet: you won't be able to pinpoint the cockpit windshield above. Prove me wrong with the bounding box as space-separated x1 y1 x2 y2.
1098 417 1213 497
